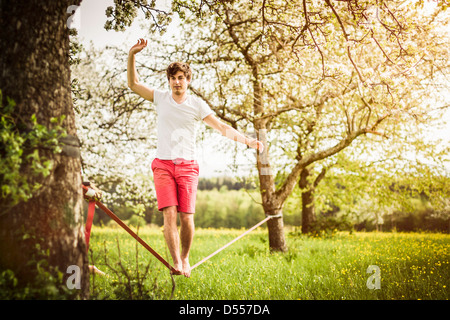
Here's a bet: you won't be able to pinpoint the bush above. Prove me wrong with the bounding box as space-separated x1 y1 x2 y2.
0 91 66 212
308 216 353 237
0 234 78 299
90 236 174 300
127 215 147 227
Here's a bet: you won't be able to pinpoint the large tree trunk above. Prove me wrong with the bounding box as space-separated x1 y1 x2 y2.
265 207 287 251
257 127 287 252
0 1 88 298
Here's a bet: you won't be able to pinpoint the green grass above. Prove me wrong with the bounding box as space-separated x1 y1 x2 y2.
88 225 450 300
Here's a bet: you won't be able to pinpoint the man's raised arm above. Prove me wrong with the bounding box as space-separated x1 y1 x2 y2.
127 38 154 102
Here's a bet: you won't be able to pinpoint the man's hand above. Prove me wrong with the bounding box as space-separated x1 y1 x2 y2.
247 139 264 153
129 38 147 55
127 38 154 101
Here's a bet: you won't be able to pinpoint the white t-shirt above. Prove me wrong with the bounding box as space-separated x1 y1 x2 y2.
153 89 214 160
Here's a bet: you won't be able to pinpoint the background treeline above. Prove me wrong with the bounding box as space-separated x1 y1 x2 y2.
88 176 449 233
197 176 256 191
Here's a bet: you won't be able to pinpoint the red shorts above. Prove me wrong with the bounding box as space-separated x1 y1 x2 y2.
151 158 200 213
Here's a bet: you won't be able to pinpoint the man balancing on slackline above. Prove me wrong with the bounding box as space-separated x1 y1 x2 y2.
127 38 264 277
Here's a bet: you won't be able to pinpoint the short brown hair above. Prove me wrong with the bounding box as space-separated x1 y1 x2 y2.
166 62 192 81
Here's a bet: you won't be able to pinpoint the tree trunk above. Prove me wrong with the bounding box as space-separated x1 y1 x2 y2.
299 168 316 234
257 128 287 252
0 1 88 298
266 207 287 251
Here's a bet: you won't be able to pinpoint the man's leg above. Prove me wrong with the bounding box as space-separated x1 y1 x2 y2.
179 212 195 277
173 160 199 277
163 206 183 275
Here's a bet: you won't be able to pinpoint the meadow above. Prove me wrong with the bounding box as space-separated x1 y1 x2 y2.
88 225 449 300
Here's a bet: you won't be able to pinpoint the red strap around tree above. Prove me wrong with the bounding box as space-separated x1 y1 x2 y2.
84 200 96 252
81 185 175 273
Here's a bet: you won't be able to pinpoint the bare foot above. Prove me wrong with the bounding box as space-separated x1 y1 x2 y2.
171 264 183 276
182 259 191 278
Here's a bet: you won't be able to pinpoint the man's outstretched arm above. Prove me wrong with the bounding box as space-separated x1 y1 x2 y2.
127 38 154 102
203 114 264 152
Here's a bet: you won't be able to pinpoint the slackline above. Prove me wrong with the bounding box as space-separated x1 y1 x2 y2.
82 185 281 273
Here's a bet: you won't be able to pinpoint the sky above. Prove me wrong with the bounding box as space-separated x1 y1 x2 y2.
72 0 449 177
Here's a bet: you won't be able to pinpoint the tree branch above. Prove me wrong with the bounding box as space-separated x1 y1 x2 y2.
275 128 364 204
324 0 365 84
189 86 244 128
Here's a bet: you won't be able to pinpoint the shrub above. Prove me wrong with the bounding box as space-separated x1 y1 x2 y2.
308 216 353 237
